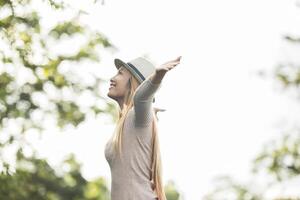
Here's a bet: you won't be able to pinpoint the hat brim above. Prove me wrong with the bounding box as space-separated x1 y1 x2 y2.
113 58 156 103
114 58 144 83
114 58 127 70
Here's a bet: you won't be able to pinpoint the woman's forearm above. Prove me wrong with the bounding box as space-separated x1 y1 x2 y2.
149 71 166 84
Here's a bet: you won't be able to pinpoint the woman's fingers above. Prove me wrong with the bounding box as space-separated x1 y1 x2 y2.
163 56 182 65
168 60 181 65
167 61 180 68
158 56 181 72
171 56 181 62
165 61 180 67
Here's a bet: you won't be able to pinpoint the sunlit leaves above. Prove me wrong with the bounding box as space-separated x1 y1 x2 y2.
275 63 300 88
49 21 84 39
0 72 14 100
0 2 115 198
0 0 114 134
84 177 110 200
56 101 85 128
206 5 300 199
46 0 65 9
0 0 7 7
19 31 32 44
0 15 13 29
165 180 181 200
284 35 300 43
203 176 262 200
253 132 300 181
0 149 110 200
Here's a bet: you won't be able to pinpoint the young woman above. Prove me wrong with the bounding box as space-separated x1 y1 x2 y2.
105 56 182 200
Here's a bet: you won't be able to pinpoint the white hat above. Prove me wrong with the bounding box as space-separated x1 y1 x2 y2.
114 57 156 83
114 57 157 102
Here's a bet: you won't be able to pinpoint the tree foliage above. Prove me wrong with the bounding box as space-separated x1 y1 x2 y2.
0 149 110 200
0 0 115 199
165 180 181 200
0 0 116 136
204 2 300 199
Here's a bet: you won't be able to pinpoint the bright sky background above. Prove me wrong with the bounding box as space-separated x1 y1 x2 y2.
20 0 300 199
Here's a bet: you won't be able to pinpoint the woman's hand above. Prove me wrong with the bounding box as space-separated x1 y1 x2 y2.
150 56 182 84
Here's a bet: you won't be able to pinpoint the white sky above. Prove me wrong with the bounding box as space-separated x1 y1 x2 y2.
17 0 300 199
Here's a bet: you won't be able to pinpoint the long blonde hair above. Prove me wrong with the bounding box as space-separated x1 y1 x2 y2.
111 75 167 200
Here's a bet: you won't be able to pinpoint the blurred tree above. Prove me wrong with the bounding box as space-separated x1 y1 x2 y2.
253 130 300 182
203 1 300 199
203 176 262 200
0 0 183 199
0 0 117 136
0 0 116 199
164 180 181 200
0 149 110 200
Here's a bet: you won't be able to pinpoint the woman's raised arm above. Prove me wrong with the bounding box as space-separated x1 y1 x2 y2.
133 56 181 127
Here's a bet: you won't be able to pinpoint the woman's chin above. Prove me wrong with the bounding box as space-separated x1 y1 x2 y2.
107 91 115 100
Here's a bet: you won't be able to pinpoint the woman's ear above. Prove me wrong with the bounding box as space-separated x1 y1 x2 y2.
125 76 135 105
127 77 131 87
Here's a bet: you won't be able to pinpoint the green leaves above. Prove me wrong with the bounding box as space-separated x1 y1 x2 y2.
0 15 13 28
252 132 300 181
0 0 114 133
275 63 300 88
49 21 84 39
0 149 110 200
205 5 300 199
0 0 7 7
0 1 115 198
56 101 85 128
203 176 262 200
0 72 14 100
165 180 181 200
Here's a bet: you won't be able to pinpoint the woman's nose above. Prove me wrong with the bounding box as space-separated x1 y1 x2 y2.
110 76 115 83
110 76 115 82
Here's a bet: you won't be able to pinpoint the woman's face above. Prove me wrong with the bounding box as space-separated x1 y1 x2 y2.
107 66 132 101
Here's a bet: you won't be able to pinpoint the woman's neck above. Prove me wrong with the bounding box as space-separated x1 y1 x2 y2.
116 97 124 110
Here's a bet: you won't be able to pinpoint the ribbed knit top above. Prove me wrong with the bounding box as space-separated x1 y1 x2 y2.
104 77 161 200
